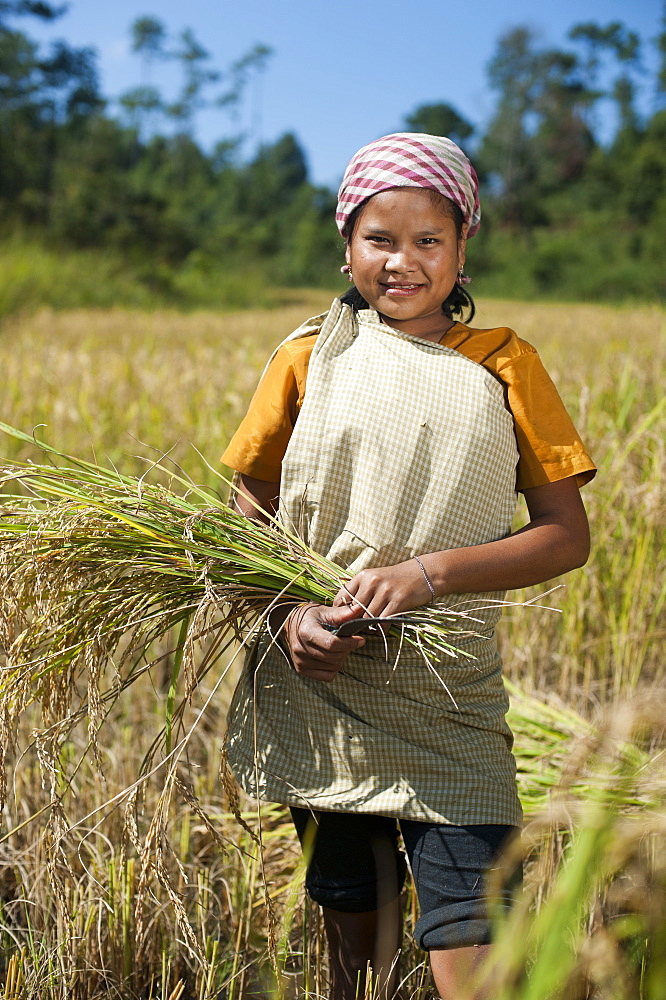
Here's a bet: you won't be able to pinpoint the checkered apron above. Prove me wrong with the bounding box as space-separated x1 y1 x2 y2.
225 299 523 825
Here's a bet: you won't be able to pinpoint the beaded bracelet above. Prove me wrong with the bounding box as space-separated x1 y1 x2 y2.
413 555 436 602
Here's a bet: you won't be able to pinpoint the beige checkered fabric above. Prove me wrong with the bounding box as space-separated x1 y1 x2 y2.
225 299 523 825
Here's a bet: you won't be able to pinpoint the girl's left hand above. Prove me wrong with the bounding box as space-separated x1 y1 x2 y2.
332 560 433 618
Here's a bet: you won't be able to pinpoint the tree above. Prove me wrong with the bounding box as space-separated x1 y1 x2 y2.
478 27 545 227
241 132 308 212
221 43 272 147
131 15 166 78
117 16 166 136
119 84 161 135
120 18 273 142
38 39 102 121
569 21 640 83
168 32 273 136
165 27 218 134
0 1 65 29
404 102 474 149
0 3 101 123
479 26 604 225
531 49 595 189
568 21 642 130
0 8 103 219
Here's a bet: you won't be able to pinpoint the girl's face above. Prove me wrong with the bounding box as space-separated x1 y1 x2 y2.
345 187 467 340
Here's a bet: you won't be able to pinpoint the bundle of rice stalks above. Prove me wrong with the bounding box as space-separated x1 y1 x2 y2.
0 423 485 803
506 680 657 817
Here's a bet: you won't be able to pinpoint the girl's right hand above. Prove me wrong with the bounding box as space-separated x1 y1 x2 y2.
283 603 367 682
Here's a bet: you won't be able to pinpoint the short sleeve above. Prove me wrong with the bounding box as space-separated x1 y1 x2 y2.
221 336 315 481
499 348 596 491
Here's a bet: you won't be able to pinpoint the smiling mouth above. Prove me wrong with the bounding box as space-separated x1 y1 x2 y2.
382 283 422 293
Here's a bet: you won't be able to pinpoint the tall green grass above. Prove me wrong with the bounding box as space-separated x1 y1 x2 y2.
0 241 288 315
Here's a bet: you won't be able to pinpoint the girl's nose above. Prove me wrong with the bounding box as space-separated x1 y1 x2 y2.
385 250 415 272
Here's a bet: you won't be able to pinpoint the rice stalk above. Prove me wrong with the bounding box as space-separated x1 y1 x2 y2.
0 421 479 704
506 680 658 816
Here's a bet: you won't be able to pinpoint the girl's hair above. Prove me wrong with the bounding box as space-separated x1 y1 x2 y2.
339 192 476 323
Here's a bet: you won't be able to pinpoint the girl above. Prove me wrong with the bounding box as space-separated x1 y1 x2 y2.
222 134 595 1000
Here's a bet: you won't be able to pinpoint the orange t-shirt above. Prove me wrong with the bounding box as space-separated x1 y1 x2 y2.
222 321 596 492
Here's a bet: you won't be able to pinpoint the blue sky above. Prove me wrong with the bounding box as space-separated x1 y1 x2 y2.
27 0 664 187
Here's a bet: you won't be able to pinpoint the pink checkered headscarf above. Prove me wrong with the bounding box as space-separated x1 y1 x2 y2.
336 133 480 239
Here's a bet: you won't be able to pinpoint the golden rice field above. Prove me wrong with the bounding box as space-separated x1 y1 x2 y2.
0 294 664 999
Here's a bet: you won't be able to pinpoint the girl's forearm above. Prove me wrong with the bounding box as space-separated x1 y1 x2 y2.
420 516 590 597
232 474 280 523
422 477 590 596
335 478 591 618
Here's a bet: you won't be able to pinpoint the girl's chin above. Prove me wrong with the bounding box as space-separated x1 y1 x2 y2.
375 298 440 320
371 293 424 312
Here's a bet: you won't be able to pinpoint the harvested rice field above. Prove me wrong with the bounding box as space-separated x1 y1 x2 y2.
0 295 664 999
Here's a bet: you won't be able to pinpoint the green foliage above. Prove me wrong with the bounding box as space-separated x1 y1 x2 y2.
0 238 281 312
404 101 475 149
130 15 166 61
0 1 65 28
468 16 666 303
1 9 665 312
469 206 666 303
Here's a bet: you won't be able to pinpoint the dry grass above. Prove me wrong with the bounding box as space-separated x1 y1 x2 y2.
0 291 331 483
0 295 664 998
474 299 666 702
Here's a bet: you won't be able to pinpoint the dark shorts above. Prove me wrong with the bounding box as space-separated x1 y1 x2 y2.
291 807 521 951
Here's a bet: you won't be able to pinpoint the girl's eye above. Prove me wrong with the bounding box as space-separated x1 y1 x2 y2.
418 238 438 245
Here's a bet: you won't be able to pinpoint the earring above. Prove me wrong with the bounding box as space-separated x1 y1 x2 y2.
340 264 354 283
457 265 471 286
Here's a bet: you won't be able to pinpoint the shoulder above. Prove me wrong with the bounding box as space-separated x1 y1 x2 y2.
447 323 596 489
269 299 345 369
269 333 318 402
446 323 537 374
269 297 350 393
278 332 319 363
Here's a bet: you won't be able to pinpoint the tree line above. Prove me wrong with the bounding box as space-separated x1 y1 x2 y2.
1 1 665 307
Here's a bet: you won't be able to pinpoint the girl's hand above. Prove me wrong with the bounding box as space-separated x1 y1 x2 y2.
333 560 433 618
283 603 367 683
